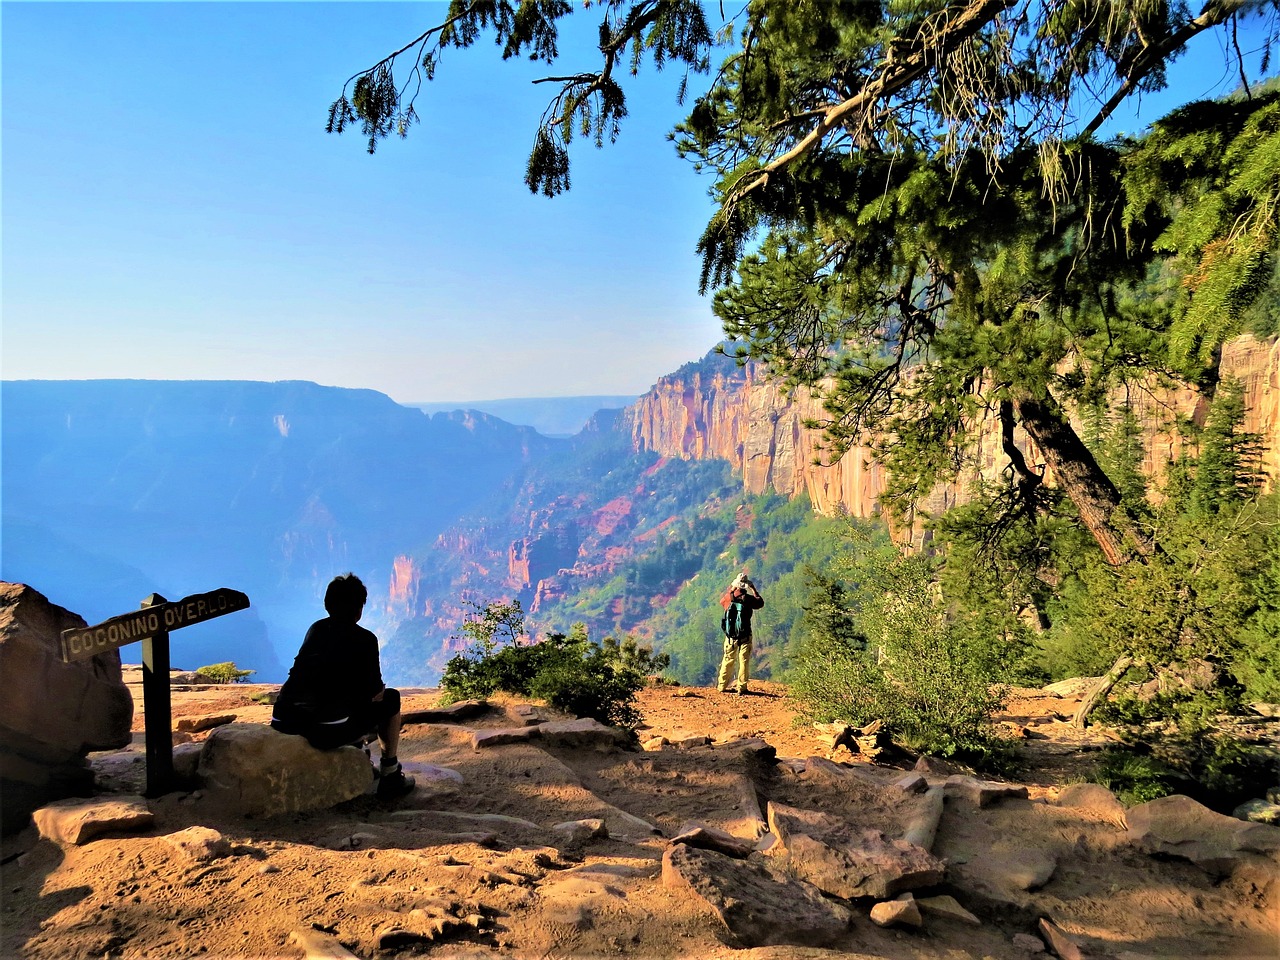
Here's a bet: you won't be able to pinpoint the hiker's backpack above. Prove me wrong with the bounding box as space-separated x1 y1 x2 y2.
721 600 748 643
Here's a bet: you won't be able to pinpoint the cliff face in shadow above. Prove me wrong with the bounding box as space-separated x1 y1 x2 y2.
625 335 1280 526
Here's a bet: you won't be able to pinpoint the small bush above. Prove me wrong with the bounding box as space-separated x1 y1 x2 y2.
195 661 255 684
790 546 1008 764
440 602 668 733
1095 749 1176 806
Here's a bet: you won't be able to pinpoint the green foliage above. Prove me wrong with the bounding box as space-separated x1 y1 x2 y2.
1097 727 1276 812
440 601 667 732
194 661 255 684
790 528 1011 764
1123 96 1280 367
1094 750 1175 806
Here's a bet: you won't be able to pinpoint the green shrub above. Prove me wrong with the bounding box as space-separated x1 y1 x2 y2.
195 661 255 684
440 602 668 733
1094 749 1176 806
790 540 1008 764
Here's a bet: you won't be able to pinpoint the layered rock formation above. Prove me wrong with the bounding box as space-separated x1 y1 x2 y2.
0 583 133 834
627 335 1280 521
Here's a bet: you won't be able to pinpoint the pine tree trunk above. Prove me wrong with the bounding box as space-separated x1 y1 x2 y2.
1072 654 1134 728
1013 394 1150 566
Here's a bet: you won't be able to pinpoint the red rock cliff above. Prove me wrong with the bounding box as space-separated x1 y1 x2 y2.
627 336 1280 518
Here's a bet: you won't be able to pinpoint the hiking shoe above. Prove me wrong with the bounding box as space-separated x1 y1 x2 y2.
376 768 416 800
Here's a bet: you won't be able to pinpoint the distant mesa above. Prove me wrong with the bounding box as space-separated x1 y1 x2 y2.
409 395 640 437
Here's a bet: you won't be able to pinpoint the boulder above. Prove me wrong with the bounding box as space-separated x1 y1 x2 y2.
661 842 850 948
0 583 133 834
1125 794 1280 875
197 723 372 817
765 801 945 899
1055 782 1126 827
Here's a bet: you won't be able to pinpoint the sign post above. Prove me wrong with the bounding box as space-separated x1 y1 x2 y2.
62 587 251 798
139 594 174 798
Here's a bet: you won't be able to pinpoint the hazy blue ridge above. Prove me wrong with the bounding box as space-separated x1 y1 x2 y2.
1 379 558 680
409 395 640 437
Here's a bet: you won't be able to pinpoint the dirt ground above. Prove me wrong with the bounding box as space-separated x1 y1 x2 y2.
1 677 1277 960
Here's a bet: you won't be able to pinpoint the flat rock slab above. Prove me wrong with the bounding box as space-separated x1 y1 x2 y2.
33 795 153 845
471 717 628 752
661 843 850 948
402 700 490 724
916 894 980 926
1038 917 1086 960
766 801 945 899
176 714 235 733
945 775 1029 807
537 718 630 749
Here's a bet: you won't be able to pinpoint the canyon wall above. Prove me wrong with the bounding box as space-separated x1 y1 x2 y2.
627 336 1280 521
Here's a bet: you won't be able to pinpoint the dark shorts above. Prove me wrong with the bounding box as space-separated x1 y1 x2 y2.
270 687 401 751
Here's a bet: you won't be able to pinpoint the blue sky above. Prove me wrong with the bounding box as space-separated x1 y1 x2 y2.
3 2 1276 404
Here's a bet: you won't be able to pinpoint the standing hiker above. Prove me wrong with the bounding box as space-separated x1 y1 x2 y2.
271 573 415 800
717 571 764 695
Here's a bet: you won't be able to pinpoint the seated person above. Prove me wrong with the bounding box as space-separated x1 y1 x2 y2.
271 573 414 800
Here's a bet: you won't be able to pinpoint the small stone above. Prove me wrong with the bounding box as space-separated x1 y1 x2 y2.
1011 932 1045 953
1038 917 1086 960
869 896 922 928
893 772 929 794
642 736 668 751
552 818 608 843
1233 799 1280 825
162 826 231 861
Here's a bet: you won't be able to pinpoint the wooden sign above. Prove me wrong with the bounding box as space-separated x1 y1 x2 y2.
58 587 251 798
60 588 250 663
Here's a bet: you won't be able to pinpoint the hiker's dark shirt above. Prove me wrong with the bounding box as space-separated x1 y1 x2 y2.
274 616 384 724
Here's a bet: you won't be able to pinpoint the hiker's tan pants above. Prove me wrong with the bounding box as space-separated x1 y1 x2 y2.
717 638 751 692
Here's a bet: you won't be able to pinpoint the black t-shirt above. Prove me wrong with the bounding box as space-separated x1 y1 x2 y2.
274 616 384 723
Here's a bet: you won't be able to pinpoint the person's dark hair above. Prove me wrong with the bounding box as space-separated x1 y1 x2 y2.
324 573 367 620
